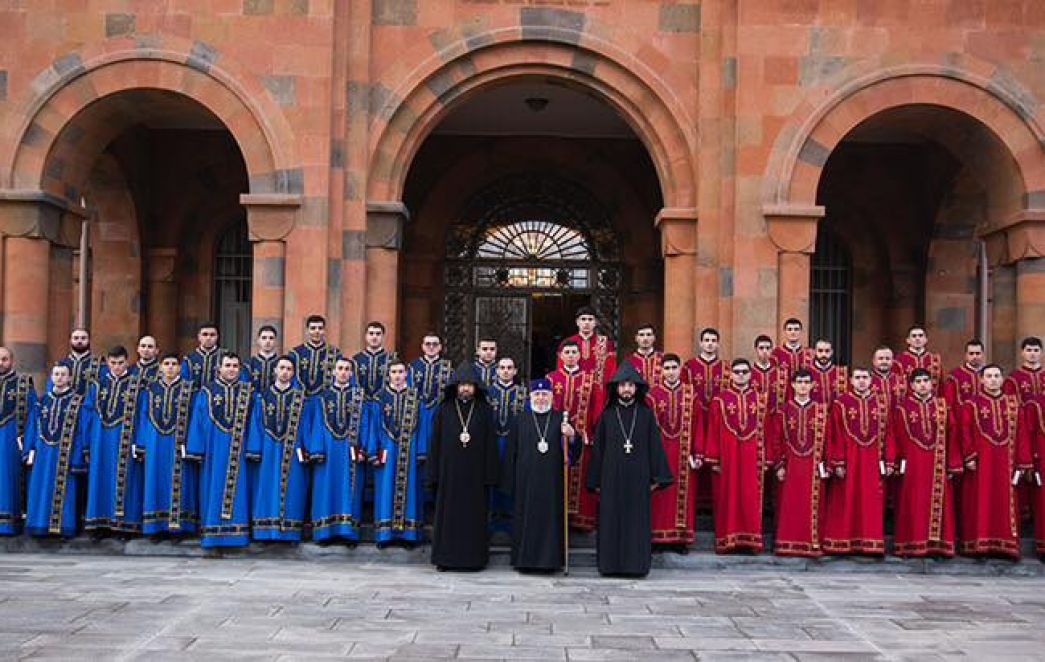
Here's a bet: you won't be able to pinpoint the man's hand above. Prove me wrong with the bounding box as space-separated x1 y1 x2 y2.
561 421 575 439
776 466 786 482
965 459 977 472
688 456 702 471
834 466 846 479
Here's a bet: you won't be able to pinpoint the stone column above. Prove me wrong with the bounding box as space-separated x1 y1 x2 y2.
764 204 825 337
365 201 409 345
655 208 698 355
986 214 1045 366
0 190 86 383
145 248 179 353
241 193 301 345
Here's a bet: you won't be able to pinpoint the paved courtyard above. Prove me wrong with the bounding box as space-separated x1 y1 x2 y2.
1 553 1044 660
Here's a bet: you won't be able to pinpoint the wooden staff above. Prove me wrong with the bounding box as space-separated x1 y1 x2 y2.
562 413 570 576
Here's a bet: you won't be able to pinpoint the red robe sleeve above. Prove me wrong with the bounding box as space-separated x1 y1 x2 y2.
882 398 897 469
1017 402 1034 472
827 400 846 470
945 402 963 475
702 398 722 466
942 377 959 411
766 410 784 470
960 401 977 464
891 404 907 467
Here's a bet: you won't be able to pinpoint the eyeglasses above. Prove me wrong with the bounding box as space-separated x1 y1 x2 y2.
422 341 440 346
732 369 750 375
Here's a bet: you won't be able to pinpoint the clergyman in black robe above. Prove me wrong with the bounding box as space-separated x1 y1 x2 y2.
586 362 673 577
429 362 499 571
502 378 581 573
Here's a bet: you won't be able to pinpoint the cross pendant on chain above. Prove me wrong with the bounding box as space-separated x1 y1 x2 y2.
624 440 633 454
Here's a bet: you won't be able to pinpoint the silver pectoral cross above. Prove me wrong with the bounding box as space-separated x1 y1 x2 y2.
623 439 633 454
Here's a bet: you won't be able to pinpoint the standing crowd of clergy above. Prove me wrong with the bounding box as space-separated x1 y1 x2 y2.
0 308 1043 577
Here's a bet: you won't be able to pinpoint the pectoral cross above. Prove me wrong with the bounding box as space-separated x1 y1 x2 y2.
623 439 633 454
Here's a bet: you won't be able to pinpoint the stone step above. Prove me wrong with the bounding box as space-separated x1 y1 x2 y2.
1 535 1041 576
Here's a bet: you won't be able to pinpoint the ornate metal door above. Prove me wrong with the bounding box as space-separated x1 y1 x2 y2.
474 296 530 375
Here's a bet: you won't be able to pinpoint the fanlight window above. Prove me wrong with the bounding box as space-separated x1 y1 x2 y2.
473 221 591 289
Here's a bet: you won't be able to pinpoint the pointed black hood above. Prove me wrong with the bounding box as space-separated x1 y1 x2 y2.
605 361 649 408
443 361 488 402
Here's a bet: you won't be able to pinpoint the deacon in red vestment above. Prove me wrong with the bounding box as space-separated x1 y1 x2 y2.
870 346 906 408
558 306 617 386
646 354 700 546
895 325 942 390
800 340 848 406
702 359 770 553
1024 392 1045 554
1003 336 1043 404
626 323 663 388
768 369 830 557
893 369 962 557
682 327 728 418
752 335 784 412
547 340 604 532
770 317 812 381
822 368 893 555
959 365 1033 559
943 339 985 411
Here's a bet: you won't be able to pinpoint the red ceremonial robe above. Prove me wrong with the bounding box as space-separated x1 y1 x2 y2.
871 367 907 409
751 361 784 413
702 386 769 553
895 350 943 391
1025 395 1045 554
1004 366 1043 404
892 394 961 557
559 333 617 386
822 390 892 554
547 366 603 531
799 362 848 406
647 381 700 544
768 399 830 557
627 350 663 389
943 365 982 411
681 355 727 418
958 392 1032 558
771 344 812 381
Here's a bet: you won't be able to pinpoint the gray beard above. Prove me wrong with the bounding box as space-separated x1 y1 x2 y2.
531 402 552 414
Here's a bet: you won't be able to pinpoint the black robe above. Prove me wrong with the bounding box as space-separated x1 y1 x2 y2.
586 401 673 577
429 397 499 570
502 409 582 571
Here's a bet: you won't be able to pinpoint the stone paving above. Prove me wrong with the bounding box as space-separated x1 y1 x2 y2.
1 554 1044 660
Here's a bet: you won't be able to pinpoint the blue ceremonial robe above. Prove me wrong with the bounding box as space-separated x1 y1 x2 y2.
247 353 279 392
369 385 428 543
181 347 226 394
187 379 257 548
309 383 370 542
0 372 36 535
130 359 160 384
51 353 102 397
408 355 453 505
290 342 342 397
487 380 527 534
135 377 198 535
85 372 146 534
251 384 318 541
24 389 97 537
352 348 396 400
473 360 497 388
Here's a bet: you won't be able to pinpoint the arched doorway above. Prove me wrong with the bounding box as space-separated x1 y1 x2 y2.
442 175 621 377
399 80 663 378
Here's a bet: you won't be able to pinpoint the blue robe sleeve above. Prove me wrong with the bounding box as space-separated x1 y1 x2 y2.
180 358 192 383
73 406 98 473
416 405 431 462
302 398 325 462
364 401 382 463
132 389 149 455
185 393 208 460
356 403 371 452
245 395 263 461
22 407 38 462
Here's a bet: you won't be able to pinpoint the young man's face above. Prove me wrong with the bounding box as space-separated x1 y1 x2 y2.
51 366 71 390
872 349 894 373
635 328 655 350
661 360 681 384
814 342 833 363
700 333 719 356
387 364 407 387
218 358 240 382
730 363 751 388
560 347 580 368
1022 344 1042 367
907 328 928 351
257 330 277 354
754 341 772 364
981 367 1003 392
421 336 441 359
107 355 128 377
365 326 384 350
333 360 353 386
70 330 90 353
137 336 158 361
792 376 813 398
198 327 219 350
577 314 596 336
784 323 802 344
965 345 984 369
307 322 325 345
615 381 637 401
911 375 933 397
477 342 497 363
496 358 517 383
851 371 871 393
160 358 180 381
274 359 294 385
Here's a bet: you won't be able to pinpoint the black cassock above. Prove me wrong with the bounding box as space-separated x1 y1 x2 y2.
502 409 581 571
429 397 499 570
586 401 673 577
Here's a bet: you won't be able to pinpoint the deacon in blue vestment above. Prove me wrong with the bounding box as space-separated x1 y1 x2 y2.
135 353 198 535
407 333 453 507
56 328 103 397
473 338 499 388
369 359 429 546
352 321 396 399
290 314 342 397
186 353 258 548
0 347 37 535
250 357 319 542
310 357 371 542
24 364 98 537
130 335 160 383
85 346 147 535
181 321 226 394
487 357 527 536
247 325 280 392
